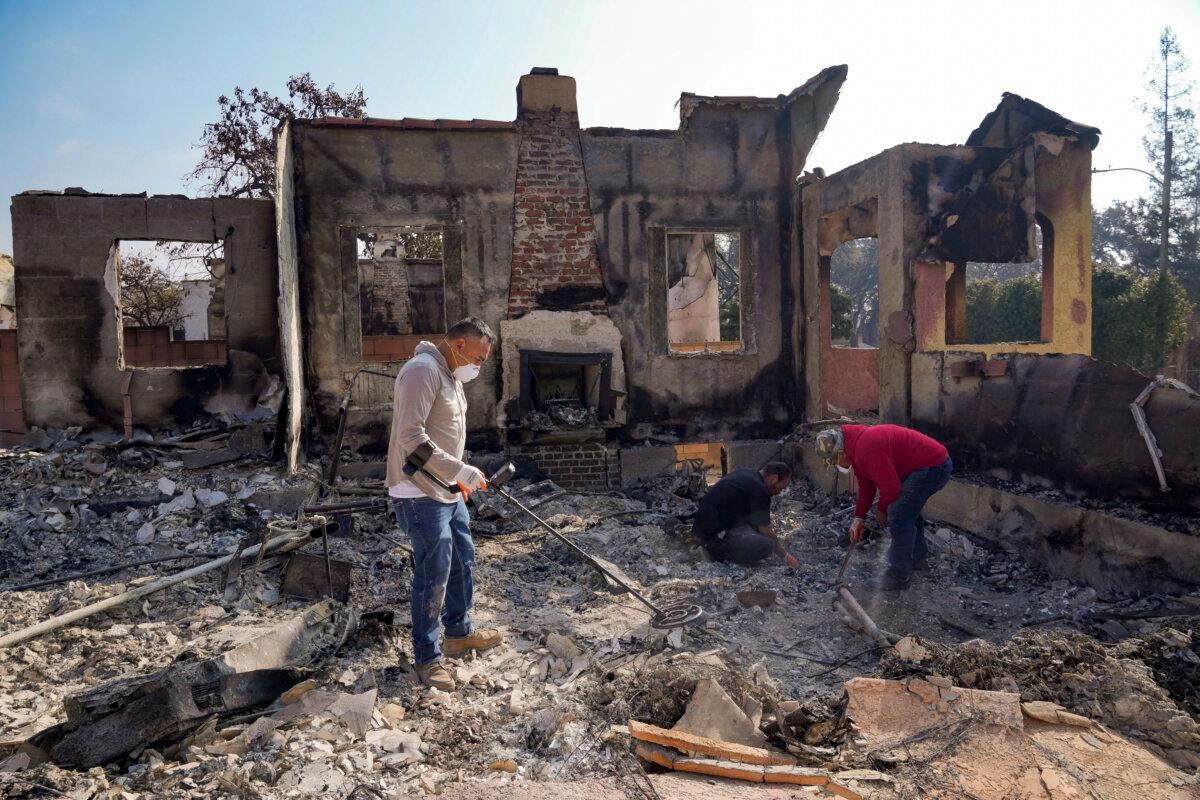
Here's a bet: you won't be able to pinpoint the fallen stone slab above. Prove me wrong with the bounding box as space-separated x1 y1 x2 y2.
633 741 864 797
671 677 768 749
627 720 795 767
843 676 1197 799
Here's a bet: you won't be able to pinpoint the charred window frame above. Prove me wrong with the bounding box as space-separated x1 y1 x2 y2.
945 214 1053 346
647 225 755 357
113 238 230 370
338 222 465 363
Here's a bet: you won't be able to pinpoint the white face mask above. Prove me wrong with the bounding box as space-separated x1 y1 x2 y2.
453 363 481 383
836 465 851 475
444 339 482 383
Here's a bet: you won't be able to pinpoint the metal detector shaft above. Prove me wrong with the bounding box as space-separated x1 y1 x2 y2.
493 486 664 617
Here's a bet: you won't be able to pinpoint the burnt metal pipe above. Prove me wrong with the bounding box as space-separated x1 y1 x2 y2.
304 498 390 514
4 552 225 593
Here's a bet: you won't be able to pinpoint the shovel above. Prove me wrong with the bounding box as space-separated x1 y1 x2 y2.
485 463 704 630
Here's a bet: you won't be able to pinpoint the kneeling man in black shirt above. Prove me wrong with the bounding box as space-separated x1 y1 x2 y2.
691 462 792 566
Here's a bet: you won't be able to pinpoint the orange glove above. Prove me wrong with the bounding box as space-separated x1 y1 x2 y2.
454 465 487 498
849 517 866 543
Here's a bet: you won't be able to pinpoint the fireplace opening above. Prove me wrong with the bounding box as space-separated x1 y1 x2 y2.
515 349 613 431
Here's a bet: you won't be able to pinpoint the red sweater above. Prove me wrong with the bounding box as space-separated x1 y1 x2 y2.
843 425 948 518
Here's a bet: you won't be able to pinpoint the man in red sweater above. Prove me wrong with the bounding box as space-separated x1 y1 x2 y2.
816 425 952 590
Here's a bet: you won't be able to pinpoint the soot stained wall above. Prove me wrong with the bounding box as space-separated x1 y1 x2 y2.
10 193 278 431
913 352 1200 510
582 72 844 439
289 123 519 435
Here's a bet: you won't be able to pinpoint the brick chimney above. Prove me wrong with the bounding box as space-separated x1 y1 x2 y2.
507 69 608 318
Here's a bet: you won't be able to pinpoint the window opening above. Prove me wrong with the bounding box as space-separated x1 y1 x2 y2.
667 232 741 353
116 240 227 369
358 227 446 362
829 237 879 348
951 220 1050 345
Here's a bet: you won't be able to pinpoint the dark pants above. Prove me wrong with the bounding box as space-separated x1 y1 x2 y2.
706 524 775 566
393 497 475 666
887 457 953 578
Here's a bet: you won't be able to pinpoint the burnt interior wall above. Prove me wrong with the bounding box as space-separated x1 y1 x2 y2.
913 352 1200 510
583 68 844 438
10 193 278 430
289 123 519 437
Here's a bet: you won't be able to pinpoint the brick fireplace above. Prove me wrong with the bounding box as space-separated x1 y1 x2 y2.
501 70 623 485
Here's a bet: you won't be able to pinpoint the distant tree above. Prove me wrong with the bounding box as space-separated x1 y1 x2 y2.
1091 265 1141 366
360 230 444 262
1093 27 1200 299
119 254 184 329
191 73 367 198
1138 269 1192 372
830 284 853 342
712 233 742 342
830 238 879 346
1143 26 1200 256
965 275 1041 344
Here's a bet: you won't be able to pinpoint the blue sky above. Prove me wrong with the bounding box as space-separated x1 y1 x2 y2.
2 0 1199 256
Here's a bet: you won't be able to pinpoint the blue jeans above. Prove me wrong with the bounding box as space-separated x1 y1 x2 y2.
887 457 952 578
393 497 474 666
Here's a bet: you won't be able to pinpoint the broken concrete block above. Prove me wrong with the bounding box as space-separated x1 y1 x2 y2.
736 589 777 608
1021 700 1093 728
157 490 196 515
671 677 769 749
134 522 155 544
194 488 228 507
545 633 581 660
280 679 317 705
893 636 930 663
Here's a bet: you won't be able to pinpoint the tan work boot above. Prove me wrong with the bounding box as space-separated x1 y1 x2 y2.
443 629 504 658
415 662 455 691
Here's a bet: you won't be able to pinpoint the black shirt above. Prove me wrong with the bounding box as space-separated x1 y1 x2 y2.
691 468 772 544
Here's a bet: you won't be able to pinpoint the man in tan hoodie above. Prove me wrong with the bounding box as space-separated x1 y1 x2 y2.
387 317 503 690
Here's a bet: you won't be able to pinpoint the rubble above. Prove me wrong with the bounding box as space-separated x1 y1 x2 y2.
1 439 1199 798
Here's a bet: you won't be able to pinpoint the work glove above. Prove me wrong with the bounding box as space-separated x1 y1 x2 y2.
849 517 866 543
874 508 888 528
454 464 487 497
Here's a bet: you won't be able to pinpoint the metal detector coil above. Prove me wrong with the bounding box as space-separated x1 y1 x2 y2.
650 602 706 630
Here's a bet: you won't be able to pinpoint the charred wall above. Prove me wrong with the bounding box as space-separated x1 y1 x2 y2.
913 352 1200 510
289 122 519 437
9 192 278 431
582 68 844 438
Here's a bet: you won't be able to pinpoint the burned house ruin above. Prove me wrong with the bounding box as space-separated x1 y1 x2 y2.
7 66 1200 589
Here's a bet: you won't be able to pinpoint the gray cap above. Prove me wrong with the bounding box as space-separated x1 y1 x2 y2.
815 428 844 460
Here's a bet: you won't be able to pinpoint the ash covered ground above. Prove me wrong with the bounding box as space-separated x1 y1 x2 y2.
1 430 1198 798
